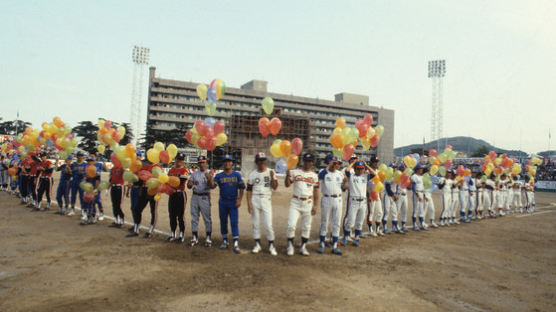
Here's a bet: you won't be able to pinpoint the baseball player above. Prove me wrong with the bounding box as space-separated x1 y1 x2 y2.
18 157 30 205
482 174 497 218
135 157 162 238
458 171 471 222
450 175 462 224
0 155 7 191
27 154 40 209
473 172 484 219
511 176 523 213
285 153 319 256
524 176 535 213
342 160 374 246
212 154 245 254
81 157 101 225
438 170 454 226
247 152 278 256
396 165 409 233
422 167 438 228
90 153 107 220
317 155 346 255
187 155 214 247
166 153 189 242
126 151 144 235
382 163 399 234
70 151 87 217
34 152 54 211
410 164 426 231
55 155 73 215
366 157 382 237
108 161 126 228
497 173 509 216
341 155 357 236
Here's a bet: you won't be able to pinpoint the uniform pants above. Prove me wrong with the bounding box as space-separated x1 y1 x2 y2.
423 192 434 220
483 190 493 212
95 188 104 213
136 189 158 228
70 179 84 208
411 192 424 223
219 199 239 239
397 194 408 224
169 191 187 234
20 175 28 198
56 180 71 208
344 198 366 234
36 177 52 204
110 185 125 221
29 175 37 201
525 191 535 210
504 190 511 211
382 193 397 224
367 198 383 224
440 193 451 219
190 194 212 234
459 191 469 217
476 191 483 212
252 194 275 241
512 191 522 210
450 193 459 218
286 198 313 239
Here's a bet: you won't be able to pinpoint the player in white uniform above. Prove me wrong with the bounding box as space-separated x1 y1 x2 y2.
497 174 509 216
410 164 427 231
396 165 409 233
247 152 278 256
438 171 454 226
459 173 471 223
366 157 382 237
341 155 357 237
381 163 398 234
285 153 319 256
483 175 497 218
468 172 478 220
511 176 523 213
318 155 346 255
450 176 462 224
524 176 535 213
422 167 438 228
474 173 484 219
342 160 374 246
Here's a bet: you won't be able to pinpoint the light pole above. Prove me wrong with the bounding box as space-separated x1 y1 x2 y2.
428 60 446 151
130 46 150 146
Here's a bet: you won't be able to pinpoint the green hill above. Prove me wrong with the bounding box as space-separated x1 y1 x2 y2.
394 136 528 157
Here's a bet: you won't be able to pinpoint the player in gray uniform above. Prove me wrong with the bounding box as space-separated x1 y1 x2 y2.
187 156 214 247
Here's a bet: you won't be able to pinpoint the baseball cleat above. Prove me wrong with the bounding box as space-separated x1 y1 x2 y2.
204 238 212 247
126 232 139 237
190 237 199 246
286 244 294 256
331 248 343 255
412 225 420 231
299 246 310 256
352 238 359 247
99 213 104 221
269 245 278 256
108 222 119 228
453 219 460 225
251 244 262 254
67 210 75 216
219 240 229 249
79 219 89 226
233 245 241 254
317 244 325 254
430 221 438 228
166 236 176 242
340 237 348 246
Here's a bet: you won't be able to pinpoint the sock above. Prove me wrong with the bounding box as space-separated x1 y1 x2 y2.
419 217 424 226
320 235 325 244
332 236 338 248
255 239 261 246
206 232 211 239
376 222 381 232
148 225 154 233
344 230 350 238
192 231 198 239
354 230 361 238
301 237 308 244
287 238 294 247
269 240 274 247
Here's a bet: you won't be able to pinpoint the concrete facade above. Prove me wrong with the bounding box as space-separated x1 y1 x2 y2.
146 67 395 163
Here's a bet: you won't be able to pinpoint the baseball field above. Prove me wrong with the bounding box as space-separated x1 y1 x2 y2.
1 173 555 311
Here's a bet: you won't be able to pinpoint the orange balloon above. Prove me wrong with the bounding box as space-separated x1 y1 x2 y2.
130 160 142 173
286 154 298 169
147 188 158 196
330 134 344 149
335 117 346 129
86 165 97 178
279 140 291 157
270 118 282 136
378 170 386 182
168 176 180 188
125 143 135 158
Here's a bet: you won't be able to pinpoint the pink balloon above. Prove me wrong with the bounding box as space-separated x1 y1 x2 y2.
104 120 112 129
214 120 225 135
355 119 364 131
205 126 214 139
429 149 437 157
364 114 373 126
185 130 194 143
137 170 153 182
195 120 206 134
457 165 465 176
445 160 453 169
370 135 380 148
358 124 368 137
342 144 355 161
110 153 121 168
291 138 303 156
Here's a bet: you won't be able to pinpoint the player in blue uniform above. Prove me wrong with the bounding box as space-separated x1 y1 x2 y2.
91 153 107 220
69 151 87 217
81 157 100 225
211 154 245 254
55 155 73 215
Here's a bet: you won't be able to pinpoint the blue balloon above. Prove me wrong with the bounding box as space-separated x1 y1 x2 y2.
412 153 420 161
275 160 288 174
204 117 215 127
46 139 54 147
207 88 217 102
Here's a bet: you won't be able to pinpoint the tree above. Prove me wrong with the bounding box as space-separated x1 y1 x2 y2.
0 120 32 135
471 145 489 157
72 121 97 154
141 120 189 150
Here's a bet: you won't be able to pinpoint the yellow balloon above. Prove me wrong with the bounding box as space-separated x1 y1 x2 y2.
117 126 126 137
154 193 162 201
430 165 439 175
153 142 165 152
167 144 178 158
97 145 106 154
196 84 208 101
361 138 371 151
147 148 160 163
375 181 384 193
98 119 105 129
158 173 169 184
270 144 282 158
216 133 228 146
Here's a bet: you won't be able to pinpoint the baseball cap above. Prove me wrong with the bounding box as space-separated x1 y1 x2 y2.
326 155 339 163
76 151 85 157
389 162 398 168
255 152 267 161
39 152 47 157
175 153 185 161
350 155 358 160
197 156 207 163
370 156 379 163
66 155 73 160
86 157 95 162
354 161 365 169
415 163 423 170
303 153 315 162
136 151 143 157
222 154 233 161
398 165 406 171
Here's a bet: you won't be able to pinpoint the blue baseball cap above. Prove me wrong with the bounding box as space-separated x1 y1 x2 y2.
66 155 73 160
326 155 340 164
222 154 233 161
86 157 95 162
415 164 423 170
136 151 143 156
398 165 406 171
355 161 365 169
389 162 398 168
197 155 207 163
76 151 85 157
255 152 267 161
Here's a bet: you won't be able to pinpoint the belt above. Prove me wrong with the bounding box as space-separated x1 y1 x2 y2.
111 184 123 187
293 195 312 201
194 192 210 196
324 194 341 198
414 190 424 193
39 176 51 179
350 197 365 201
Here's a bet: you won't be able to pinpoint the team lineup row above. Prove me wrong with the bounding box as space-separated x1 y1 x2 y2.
0 151 537 256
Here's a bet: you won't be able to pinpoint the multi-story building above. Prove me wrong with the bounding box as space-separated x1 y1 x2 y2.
147 67 394 166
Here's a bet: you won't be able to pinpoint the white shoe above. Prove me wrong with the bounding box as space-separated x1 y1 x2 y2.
269 244 278 256
377 229 384 236
251 244 262 254
286 243 294 256
299 245 310 256
81 214 87 221
67 210 75 216
99 213 104 221
430 221 438 228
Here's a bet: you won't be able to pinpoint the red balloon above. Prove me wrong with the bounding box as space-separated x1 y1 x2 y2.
158 183 174 195
457 165 465 176
137 170 153 182
291 138 303 156
205 126 214 138
104 120 112 129
51 134 58 141
400 173 409 185
258 118 270 138
370 191 378 201
185 130 194 143
445 144 453 149
197 137 207 149
364 114 373 126
488 151 497 161
83 193 95 203
358 124 368 138
65 133 73 140
342 144 355 161
214 120 225 135
159 150 170 164
270 118 282 136
195 120 206 134
206 137 217 151
429 149 437 157
112 130 121 143
445 160 453 169
370 135 380 148
355 119 364 130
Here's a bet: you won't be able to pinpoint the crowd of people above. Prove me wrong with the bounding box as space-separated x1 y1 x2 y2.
0 150 538 257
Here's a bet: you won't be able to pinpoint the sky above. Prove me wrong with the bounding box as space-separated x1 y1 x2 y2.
1 0 555 154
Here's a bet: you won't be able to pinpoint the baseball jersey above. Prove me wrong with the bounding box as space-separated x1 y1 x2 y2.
411 174 424 192
70 162 87 181
110 167 125 185
318 169 344 196
484 179 496 190
438 178 453 195
289 169 319 197
461 177 470 191
38 160 54 177
512 180 522 189
345 171 370 198
498 178 508 190
247 168 277 196
168 167 189 191
214 171 245 200
94 162 106 181
190 170 212 194
57 164 73 182
29 160 39 176
85 175 100 187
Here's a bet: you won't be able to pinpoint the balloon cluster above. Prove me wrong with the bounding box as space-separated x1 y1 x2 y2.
329 114 384 161
480 151 521 180
185 118 228 151
138 165 181 202
80 165 110 202
258 117 282 138
96 119 125 154
196 79 226 116
146 142 178 164
269 138 303 169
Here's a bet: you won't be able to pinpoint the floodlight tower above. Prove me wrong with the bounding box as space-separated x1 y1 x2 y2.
130 46 150 145
428 60 446 149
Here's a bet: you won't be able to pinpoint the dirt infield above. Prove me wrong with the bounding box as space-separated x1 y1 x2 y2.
1 174 555 311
